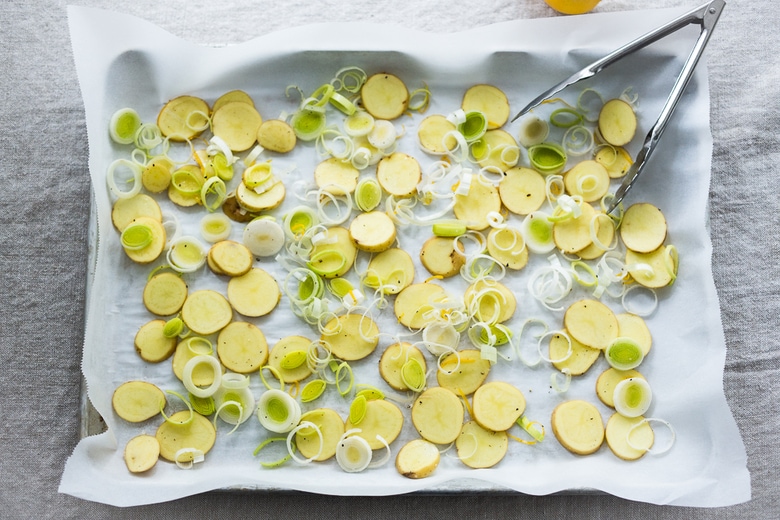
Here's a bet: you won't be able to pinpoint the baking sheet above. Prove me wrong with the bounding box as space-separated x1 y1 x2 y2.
61 4 749 507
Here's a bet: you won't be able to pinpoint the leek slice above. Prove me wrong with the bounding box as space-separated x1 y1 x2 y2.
109 107 142 145
257 388 302 433
605 337 645 371
613 377 653 418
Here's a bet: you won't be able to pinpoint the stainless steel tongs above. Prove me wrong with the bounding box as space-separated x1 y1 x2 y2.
511 0 725 214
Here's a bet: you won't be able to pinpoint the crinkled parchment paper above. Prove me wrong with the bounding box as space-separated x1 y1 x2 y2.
61 4 749 507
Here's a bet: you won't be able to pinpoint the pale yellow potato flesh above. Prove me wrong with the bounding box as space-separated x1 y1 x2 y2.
411 386 464 444
112 380 166 423
142 272 188 316
155 410 217 462
575 212 616 260
226 268 280 318
472 381 526 432
256 119 297 153
563 299 619 350
365 247 414 295
616 313 653 357
461 84 510 129
157 95 210 141
487 227 529 270
344 399 404 449
267 335 314 383
216 321 269 373
594 146 633 179
499 166 546 216
598 98 637 147
296 408 346 461
596 367 645 408
207 240 254 277
456 420 508 468
463 279 516 324
142 157 174 193
563 159 611 202
134 319 177 363
122 216 167 264
605 413 654 461
212 89 255 113
320 313 379 361
180 289 233 335
475 129 519 172
378 342 427 391
417 114 456 154
436 349 491 396
167 164 203 208
376 152 422 198
360 73 409 120
235 179 286 213
314 157 359 195
620 202 668 253
551 400 605 455
453 178 502 231
308 226 357 279
394 282 448 329
348 210 396 253
549 331 601 376
625 246 677 288
111 193 162 232
124 434 160 473
396 438 441 479
211 100 263 152
552 200 597 254
419 236 465 278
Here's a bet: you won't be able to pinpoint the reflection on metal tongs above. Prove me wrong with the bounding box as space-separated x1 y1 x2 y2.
511 0 725 214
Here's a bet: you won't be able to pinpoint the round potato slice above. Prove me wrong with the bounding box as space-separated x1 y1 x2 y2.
472 381 526 432
124 434 160 473
157 95 210 141
213 90 254 113
596 367 646 408
453 177 502 231
551 400 605 455
594 146 633 179
487 227 528 270
364 247 414 295
168 164 204 208
314 157 359 195
616 313 652 357
461 84 510 129
181 289 233 335
320 313 379 361
112 380 166 423
620 203 668 253
134 319 177 363
563 160 610 202
598 98 637 147
112 193 162 232
576 212 616 260
376 152 421 198
463 279 516 324
552 200 597 254
256 119 297 153
396 438 441 479
549 331 601 376
143 272 188 316
207 240 254 277
226 268 280 318
360 73 409 120
142 157 174 193
394 282 448 330
308 226 357 279
349 211 396 253
211 100 263 152
296 408 346 462
456 420 508 468
499 166 546 216
563 299 619 350
475 129 519 172
235 179 286 213
605 413 655 461
379 342 427 392
344 399 404 449
411 386 464 444
216 321 269 373
222 194 256 223
625 245 677 288
437 349 491 396
420 236 465 278
155 410 217 462
267 335 314 383
121 216 167 264
417 114 457 154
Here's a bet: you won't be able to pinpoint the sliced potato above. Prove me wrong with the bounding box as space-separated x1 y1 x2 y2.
420 236 465 278
360 73 409 120
140 156 174 193
551 400 605 455
472 381 526 432
124 434 160 473
596 367 645 408
226 267 280 318
487 227 528 270
598 98 637 147
112 380 166 423
463 279 516 324
594 145 633 179
207 240 254 277
364 247 414 295
616 313 652 357
308 226 357 279
619 203 668 253
296 408 346 461
256 119 297 153
436 349 491 395
394 282 448 329
235 178 286 212
563 160 610 202
396 439 441 479
605 413 654 461
267 335 314 383
376 152 422 198
576 212 616 260
475 129 519 172
453 177 502 231
549 331 601 376
456 420 508 468
320 313 379 361
172 339 222 386
417 114 457 154
180 289 233 335
155 410 216 462
121 216 167 264
134 319 177 363
378 342 427 392
168 164 203 208
314 157 359 195
157 95 209 141
111 193 162 232
212 90 255 113
499 166 546 216
142 272 188 316
563 299 619 350
222 194 256 223
461 84 510 129
211 100 263 152
344 399 404 449
216 321 269 374
552 200 597 254
349 211 396 253
411 386 464 444
625 245 677 288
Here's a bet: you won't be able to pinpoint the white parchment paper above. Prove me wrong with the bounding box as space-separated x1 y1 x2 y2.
61 4 750 507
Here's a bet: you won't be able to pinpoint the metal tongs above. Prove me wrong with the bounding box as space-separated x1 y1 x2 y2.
511 0 725 214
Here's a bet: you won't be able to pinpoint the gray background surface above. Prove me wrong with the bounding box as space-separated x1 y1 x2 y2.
1 0 776 517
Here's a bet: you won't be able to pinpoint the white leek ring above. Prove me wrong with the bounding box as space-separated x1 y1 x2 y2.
182 355 222 398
